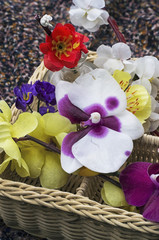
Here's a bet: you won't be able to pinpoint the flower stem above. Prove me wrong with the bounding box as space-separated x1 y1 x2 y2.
13 135 61 154
35 15 51 36
37 99 41 112
99 174 121 188
107 16 126 43
153 130 159 137
27 104 33 113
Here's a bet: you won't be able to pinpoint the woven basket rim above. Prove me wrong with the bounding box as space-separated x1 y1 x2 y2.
0 171 159 235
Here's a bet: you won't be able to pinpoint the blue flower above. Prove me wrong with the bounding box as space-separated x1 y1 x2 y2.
39 105 56 115
14 83 34 111
32 80 56 105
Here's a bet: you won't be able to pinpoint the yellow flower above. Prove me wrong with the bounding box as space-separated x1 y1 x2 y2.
101 180 138 212
0 100 38 176
19 111 76 189
113 70 151 123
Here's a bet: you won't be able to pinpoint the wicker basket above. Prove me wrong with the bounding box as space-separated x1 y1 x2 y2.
0 52 159 240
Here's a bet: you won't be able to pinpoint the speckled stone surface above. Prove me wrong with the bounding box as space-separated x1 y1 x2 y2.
0 0 159 239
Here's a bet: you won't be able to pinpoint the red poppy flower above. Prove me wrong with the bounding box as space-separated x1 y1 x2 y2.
40 23 89 72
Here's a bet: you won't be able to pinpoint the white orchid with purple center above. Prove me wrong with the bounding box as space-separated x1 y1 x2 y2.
94 43 135 75
69 0 109 32
56 69 144 174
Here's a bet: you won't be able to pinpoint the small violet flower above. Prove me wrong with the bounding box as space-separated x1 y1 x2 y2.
32 80 56 106
120 162 159 222
39 105 56 116
69 0 109 32
14 83 34 111
56 69 144 174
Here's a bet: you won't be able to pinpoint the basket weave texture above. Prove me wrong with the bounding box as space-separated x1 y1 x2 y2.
0 52 159 240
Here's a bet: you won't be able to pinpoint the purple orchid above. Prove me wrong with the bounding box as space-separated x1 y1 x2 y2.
39 105 56 115
14 83 34 111
32 80 56 105
56 69 144 174
120 162 159 222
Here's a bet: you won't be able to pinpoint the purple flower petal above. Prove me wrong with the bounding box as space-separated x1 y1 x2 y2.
89 125 108 138
84 103 107 117
61 127 91 173
120 162 155 207
15 98 26 112
14 83 34 111
101 116 121 132
58 94 89 124
148 163 159 176
148 163 159 186
106 97 119 110
39 106 55 115
32 80 56 105
62 127 91 158
143 190 159 222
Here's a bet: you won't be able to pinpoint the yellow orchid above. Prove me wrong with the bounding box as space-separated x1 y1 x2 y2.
101 181 138 212
0 100 38 176
113 70 151 123
18 111 76 189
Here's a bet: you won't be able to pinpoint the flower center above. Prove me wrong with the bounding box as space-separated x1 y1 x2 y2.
126 87 140 114
52 35 73 59
90 112 101 124
23 92 31 101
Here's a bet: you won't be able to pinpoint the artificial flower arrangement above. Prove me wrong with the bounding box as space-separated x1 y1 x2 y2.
1 0 159 224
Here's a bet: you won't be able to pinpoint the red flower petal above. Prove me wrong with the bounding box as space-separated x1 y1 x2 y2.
64 23 76 33
44 53 64 72
39 43 51 54
52 23 71 39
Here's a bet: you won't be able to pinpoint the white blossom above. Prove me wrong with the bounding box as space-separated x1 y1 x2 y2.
94 43 135 75
69 0 109 32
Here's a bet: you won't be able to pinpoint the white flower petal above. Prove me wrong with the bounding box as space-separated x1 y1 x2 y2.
101 10 109 24
68 69 127 115
96 44 113 58
73 0 91 9
85 24 101 32
150 112 159 121
103 59 124 74
90 0 105 8
151 96 158 112
112 43 131 60
116 110 144 140
123 59 136 74
87 8 103 21
94 45 113 67
72 127 133 173
82 17 100 29
56 80 72 109
69 6 86 26
61 154 83 174
135 57 156 80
